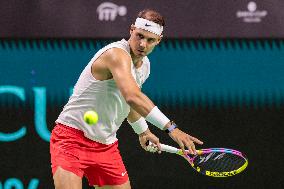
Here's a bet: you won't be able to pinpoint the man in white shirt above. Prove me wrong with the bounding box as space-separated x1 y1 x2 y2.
50 9 203 189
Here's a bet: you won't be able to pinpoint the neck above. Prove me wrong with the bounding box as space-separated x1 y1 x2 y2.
130 50 143 66
128 40 143 66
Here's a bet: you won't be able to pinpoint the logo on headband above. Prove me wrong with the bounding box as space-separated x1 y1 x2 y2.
135 18 163 36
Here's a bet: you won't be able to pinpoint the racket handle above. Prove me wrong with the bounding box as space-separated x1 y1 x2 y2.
160 144 180 154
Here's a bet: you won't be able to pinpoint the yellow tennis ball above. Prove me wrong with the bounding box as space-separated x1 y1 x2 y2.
84 110 99 125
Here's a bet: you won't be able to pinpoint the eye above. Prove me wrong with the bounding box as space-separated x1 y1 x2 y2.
138 34 144 39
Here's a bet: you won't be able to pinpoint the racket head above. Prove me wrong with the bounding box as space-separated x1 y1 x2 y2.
179 148 248 177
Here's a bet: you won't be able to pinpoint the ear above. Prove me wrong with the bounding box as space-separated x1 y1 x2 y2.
130 24 135 35
156 34 163 45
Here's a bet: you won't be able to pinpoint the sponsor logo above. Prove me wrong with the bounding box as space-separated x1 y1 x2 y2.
206 170 238 177
198 152 215 163
0 86 52 142
214 153 225 160
0 178 39 189
198 152 226 164
121 171 127 176
145 23 152 27
236 1 267 23
97 2 127 21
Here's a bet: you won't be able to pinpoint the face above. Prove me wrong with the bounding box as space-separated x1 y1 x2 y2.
129 25 162 58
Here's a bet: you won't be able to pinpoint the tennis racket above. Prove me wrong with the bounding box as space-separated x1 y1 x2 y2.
160 143 248 177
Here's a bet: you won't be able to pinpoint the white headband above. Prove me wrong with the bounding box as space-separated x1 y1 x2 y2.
134 17 163 36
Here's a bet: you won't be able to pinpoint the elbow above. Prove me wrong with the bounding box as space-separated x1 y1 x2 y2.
125 93 140 106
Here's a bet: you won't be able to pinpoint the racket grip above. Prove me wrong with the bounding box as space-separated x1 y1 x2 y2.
160 144 180 154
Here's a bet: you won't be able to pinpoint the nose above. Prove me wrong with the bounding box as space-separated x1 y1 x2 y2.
140 39 147 49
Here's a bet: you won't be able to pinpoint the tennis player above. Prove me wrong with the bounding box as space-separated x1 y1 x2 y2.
50 9 203 189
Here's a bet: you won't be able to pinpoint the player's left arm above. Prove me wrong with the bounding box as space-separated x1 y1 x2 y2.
127 108 161 153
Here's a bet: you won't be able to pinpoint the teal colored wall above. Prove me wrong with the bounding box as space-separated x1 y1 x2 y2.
1 39 284 107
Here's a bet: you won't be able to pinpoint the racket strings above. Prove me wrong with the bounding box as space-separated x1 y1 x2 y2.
192 152 246 172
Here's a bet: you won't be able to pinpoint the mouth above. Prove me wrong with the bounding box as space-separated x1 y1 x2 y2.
137 49 145 54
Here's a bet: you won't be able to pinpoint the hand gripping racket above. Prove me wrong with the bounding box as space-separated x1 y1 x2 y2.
160 143 248 177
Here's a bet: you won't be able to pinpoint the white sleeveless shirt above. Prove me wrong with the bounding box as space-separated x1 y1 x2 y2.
56 39 150 144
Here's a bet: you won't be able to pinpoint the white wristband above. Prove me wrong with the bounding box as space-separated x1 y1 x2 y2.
128 117 148 135
145 106 170 130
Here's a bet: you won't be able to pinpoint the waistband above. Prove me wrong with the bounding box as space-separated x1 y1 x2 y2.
53 123 118 147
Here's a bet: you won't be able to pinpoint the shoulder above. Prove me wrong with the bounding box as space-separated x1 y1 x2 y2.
142 56 151 79
100 48 132 70
143 56 150 64
142 56 151 70
106 48 131 62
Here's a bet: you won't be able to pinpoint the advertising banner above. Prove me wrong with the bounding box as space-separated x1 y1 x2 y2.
0 0 284 38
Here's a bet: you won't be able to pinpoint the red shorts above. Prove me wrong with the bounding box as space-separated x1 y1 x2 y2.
50 123 129 187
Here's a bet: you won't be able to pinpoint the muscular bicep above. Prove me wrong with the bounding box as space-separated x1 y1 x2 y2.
105 48 140 99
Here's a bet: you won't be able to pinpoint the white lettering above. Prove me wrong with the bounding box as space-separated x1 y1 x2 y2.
97 2 127 21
